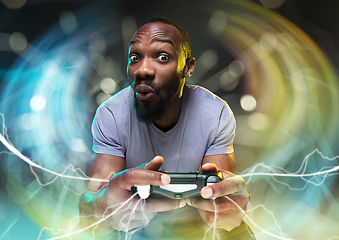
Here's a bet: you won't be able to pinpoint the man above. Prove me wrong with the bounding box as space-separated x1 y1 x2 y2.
79 17 250 239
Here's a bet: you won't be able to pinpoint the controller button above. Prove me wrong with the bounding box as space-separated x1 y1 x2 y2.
174 193 183 199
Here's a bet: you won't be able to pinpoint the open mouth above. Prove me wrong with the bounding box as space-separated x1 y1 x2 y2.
136 91 154 100
135 84 155 100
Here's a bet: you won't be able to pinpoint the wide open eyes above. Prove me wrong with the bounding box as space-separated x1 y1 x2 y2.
156 54 169 62
129 54 170 64
129 54 140 63
129 53 170 64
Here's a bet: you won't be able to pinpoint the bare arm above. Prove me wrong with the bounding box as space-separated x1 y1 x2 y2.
85 154 125 191
201 153 237 174
79 154 125 234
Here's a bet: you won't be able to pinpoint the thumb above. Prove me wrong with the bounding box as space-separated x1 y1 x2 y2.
142 156 164 171
201 162 218 173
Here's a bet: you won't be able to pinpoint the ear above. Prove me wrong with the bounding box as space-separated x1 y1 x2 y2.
182 57 195 78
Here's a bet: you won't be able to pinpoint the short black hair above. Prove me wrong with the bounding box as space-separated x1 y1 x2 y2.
146 17 191 59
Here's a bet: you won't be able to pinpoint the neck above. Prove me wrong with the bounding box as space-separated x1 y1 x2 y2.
153 96 183 132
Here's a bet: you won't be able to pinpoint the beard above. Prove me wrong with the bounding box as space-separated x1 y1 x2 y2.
133 80 181 123
134 94 170 123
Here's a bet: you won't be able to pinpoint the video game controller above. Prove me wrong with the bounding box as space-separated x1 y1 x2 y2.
132 171 223 200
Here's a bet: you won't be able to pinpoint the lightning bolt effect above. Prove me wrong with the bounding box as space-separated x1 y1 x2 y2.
39 193 146 240
1 0 339 239
1 122 339 239
202 200 221 240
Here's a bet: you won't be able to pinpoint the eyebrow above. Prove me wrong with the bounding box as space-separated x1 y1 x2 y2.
151 37 174 46
129 39 140 46
129 38 175 47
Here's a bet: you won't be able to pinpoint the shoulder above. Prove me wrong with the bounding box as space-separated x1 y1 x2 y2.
92 86 134 145
185 85 225 102
184 85 230 112
183 85 235 130
97 86 134 116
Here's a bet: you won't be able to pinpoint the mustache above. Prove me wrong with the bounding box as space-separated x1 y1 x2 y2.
132 81 159 93
133 80 154 88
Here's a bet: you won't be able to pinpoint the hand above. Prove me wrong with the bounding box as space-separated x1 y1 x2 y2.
89 156 186 234
186 163 249 231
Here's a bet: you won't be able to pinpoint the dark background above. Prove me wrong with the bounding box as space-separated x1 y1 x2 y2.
1 0 339 75
0 0 338 239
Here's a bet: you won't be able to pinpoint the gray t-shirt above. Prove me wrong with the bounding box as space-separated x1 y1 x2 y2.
92 84 235 172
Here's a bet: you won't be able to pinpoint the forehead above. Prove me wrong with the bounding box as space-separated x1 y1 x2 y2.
130 22 183 50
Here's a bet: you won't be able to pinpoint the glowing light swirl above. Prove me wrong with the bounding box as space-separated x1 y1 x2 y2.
0 0 338 239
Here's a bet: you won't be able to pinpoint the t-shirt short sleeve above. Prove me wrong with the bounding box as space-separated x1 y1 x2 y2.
91 105 125 157
204 103 235 156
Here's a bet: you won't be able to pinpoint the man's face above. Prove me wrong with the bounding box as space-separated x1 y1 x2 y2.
126 22 187 123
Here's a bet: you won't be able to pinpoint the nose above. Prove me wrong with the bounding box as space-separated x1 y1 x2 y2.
134 59 155 79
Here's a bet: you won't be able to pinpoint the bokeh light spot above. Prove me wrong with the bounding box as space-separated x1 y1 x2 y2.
30 95 46 112
219 71 239 91
199 49 218 70
208 10 227 36
70 138 87 153
240 94 257 112
96 92 110 105
100 77 117 94
248 112 271 131
1 0 26 9
59 11 78 35
9 32 27 52
229 60 245 78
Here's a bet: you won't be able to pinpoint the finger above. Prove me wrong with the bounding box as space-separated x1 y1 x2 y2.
222 171 248 196
201 162 218 173
110 168 170 191
142 156 164 171
201 172 247 199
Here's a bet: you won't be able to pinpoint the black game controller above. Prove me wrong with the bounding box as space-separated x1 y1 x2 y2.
132 171 223 199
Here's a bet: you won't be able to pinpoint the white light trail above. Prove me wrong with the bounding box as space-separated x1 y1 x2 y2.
0 130 108 184
39 192 140 240
1 112 338 240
